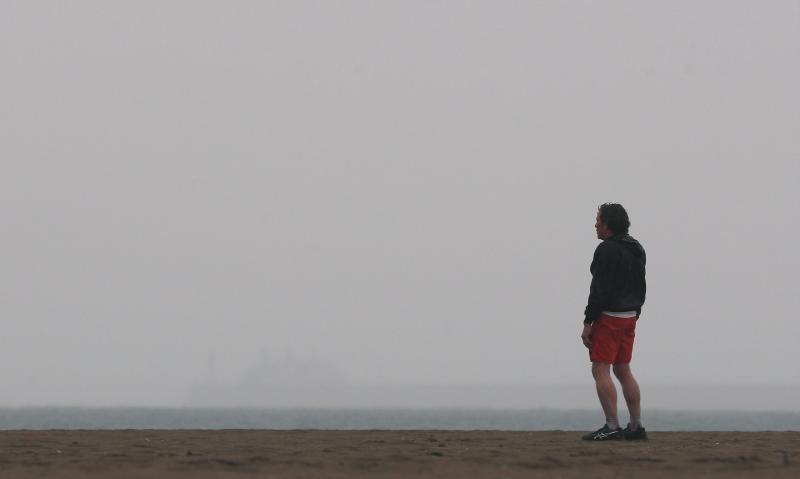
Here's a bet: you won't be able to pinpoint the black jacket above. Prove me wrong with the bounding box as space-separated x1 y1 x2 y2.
584 234 646 325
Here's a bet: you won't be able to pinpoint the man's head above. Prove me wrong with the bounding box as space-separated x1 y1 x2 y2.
595 203 630 239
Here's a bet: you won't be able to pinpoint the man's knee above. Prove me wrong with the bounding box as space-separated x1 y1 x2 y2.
613 363 633 380
591 362 612 380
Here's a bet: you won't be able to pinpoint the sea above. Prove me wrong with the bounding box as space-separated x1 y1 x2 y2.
1 408 798 431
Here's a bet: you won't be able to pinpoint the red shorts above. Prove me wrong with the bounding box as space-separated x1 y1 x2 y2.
589 314 637 364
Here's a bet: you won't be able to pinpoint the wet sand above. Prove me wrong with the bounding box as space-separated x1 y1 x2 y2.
1 430 798 478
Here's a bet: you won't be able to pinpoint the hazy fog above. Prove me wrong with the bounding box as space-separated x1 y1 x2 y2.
1 1 798 406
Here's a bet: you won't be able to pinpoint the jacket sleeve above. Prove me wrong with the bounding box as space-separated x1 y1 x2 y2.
584 244 614 325
636 247 646 318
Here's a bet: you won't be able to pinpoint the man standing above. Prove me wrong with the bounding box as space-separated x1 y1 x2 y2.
581 203 648 441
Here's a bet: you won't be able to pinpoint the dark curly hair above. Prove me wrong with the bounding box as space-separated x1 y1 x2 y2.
598 203 630 236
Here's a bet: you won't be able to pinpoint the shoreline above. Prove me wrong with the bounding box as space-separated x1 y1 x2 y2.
1 407 799 431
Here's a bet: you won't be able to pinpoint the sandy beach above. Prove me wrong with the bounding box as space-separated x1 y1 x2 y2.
0 430 798 478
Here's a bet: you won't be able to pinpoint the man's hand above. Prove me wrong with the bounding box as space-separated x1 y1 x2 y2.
581 323 592 349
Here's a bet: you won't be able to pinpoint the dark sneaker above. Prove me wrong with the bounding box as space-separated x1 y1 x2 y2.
623 425 648 441
581 424 624 441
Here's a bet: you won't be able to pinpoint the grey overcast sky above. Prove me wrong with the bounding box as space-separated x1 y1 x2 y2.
1 1 798 406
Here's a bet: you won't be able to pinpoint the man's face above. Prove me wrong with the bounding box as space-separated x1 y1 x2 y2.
595 213 612 240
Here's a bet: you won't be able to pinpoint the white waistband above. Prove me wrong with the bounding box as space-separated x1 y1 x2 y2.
602 311 638 318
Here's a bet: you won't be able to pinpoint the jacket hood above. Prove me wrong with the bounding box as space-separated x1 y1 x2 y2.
608 234 639 244
607 234 645 257
606 234 642 249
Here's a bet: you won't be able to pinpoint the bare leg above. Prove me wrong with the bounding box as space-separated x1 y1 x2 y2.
591 362 618 425
613 363 641 426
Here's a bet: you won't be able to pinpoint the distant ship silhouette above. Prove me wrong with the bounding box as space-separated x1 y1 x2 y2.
186 354 351 407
